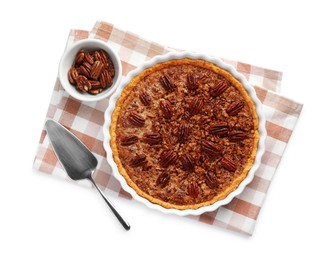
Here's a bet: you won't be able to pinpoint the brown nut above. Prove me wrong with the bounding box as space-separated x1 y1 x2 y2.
160 100 173 119
76 75 91 92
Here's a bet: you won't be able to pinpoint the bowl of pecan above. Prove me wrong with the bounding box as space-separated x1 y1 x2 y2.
58 38 122 102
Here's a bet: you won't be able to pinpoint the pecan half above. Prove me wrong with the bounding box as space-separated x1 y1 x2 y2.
98 50 110 67
130 154 146 167
210 79 229 97
84 52 94 64
183 111 191 120
120 135 138 146
79 63 91 78
74 49 85 65
201 140 222 157
228 130 249 141
159 150 178 168
76 75 91 92
187 73 198 90
90 60 104 80
68 67 79 84
100 70 112 88
142 132 162 145
160 100 173 119
156 172 170 188
128 112 145 127
220 156 237 172
198 74 210 84
180 153 195 172
205 173 219 189
93 50 102 61
209 122 228 137
177 123 189 143
107 61 115 77
160 75 176 92
227 100 244 116
82 61 92 72
99 70 106 88
89 88 103 95
139 91 151 106
189 97 204 115
188 181 199 198
89 80 102 90
96 50 115 77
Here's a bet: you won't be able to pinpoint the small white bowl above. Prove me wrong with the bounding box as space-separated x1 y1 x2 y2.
58 39 122 102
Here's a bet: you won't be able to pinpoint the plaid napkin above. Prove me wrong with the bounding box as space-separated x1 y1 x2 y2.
33 20 303 235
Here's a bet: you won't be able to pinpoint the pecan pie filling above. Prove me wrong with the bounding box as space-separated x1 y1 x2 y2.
110 59 259 210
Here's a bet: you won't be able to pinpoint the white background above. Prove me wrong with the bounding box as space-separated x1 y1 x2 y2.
1 0 331 259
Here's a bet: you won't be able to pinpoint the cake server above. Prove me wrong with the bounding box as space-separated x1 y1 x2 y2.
45 119 130 231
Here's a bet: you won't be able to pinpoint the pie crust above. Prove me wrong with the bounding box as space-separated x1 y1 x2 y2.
110 58 259 210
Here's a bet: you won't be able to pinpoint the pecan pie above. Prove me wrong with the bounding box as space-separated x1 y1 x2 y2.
110 58 259 210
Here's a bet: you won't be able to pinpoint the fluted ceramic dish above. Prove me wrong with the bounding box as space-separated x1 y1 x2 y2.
103 51 266 216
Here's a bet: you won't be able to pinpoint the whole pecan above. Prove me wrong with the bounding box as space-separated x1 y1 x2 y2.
139 91 152 106
128 112 145 127
120 135 138 146
228 130 249 141
142 132 162 145
180 153 195 172
177 123 189 143
205 172 219 189
130 154 146 167
189 97 204 115
156 172 170 188
187 73 198 90
90 60 104 80
227 100 244 116
160 75 176 92
201 140 222 157
210 79 229 97
220 155 237 172
76 75 91 92
188 181 199 198
159 150 178 168
160 100 173 119
209 122 228 137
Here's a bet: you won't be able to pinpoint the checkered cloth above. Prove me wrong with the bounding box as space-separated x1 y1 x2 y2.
33 20 303 235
